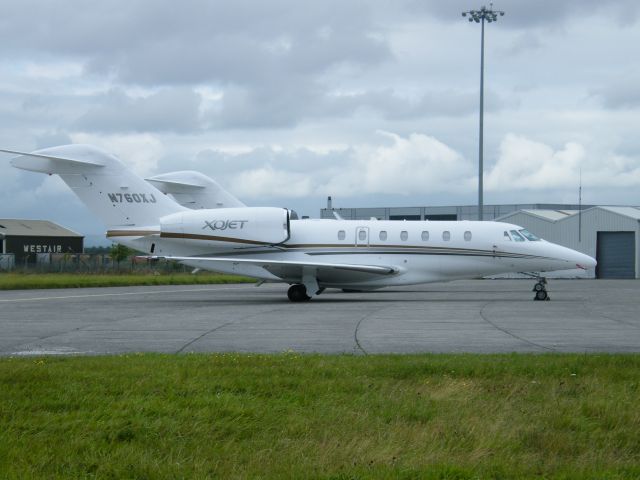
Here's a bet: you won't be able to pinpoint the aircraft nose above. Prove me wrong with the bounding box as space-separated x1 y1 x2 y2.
576 253 598 270
573 250 597 271
552 244 596 271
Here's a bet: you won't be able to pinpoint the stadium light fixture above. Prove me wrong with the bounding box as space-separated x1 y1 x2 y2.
462 3 505 220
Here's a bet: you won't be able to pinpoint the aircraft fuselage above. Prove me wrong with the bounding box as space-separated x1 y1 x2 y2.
111 217 595 289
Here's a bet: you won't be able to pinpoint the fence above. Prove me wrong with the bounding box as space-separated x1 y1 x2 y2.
0 253 192 274
0 254 15 271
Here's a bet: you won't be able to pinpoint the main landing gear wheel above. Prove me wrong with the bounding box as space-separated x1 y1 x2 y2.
287 284 311 302
532 277 550 301
535 289 548 301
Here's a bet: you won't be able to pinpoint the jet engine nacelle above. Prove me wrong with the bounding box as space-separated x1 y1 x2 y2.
160 207 290 247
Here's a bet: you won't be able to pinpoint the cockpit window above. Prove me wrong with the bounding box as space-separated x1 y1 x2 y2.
503 231 512 241
519 229 540 241
510 230 525 242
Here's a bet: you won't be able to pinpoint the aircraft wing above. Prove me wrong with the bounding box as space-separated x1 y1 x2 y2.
157 255 399 283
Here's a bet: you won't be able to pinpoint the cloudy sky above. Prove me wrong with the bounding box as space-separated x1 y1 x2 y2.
1 0 639 244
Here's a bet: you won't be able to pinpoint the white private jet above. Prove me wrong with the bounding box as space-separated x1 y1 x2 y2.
1 144 596 302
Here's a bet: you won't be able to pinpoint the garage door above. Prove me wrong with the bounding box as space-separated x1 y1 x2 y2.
596 232 636 279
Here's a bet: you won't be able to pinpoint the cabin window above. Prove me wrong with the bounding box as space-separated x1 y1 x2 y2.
504 231 512 241
338 230 346 240
421 231 429 241
400 231 408 241
358 230 367 241
442 231 451 241
464 231 472 241
510 230 525 242
379 231 387 241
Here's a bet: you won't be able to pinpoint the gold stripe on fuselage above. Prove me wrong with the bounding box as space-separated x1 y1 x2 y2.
160 231 273 246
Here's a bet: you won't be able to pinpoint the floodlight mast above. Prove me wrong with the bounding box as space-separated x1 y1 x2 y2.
462 4 505 221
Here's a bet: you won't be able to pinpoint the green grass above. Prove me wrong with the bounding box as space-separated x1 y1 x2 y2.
1 354 639 479
0 272 255 290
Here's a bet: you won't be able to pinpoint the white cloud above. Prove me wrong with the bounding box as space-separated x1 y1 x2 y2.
25 61 84 80
76 88 202 133
486 134 584 191
70 133 164 177
485 133 640 192
0 161 19 190
34 175 74 197
199 132 640 202
229 166 313 198
584 153 640 188
207 132 473 199
323 131 473 196
593 76 640 109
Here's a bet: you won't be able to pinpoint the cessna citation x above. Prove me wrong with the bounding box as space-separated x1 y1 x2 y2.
2 144 596 302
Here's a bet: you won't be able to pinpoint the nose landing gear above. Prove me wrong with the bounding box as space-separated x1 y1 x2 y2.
533 277 550 301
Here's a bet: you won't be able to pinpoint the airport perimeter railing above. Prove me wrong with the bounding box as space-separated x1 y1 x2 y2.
0 254 15 271
0 253 191 274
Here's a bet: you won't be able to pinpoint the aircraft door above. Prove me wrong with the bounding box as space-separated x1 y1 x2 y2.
355 227 369 246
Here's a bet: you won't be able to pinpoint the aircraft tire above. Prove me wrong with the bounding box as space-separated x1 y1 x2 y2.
287 284 311 302
535 290 548 301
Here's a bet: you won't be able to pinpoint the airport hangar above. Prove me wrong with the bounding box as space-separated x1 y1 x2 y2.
320 201 640 279
0 219 84 266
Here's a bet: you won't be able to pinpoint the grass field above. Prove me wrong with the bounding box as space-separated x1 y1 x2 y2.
1 354 639 479
0 272 255 290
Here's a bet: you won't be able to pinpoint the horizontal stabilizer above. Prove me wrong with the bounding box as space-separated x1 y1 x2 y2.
146 172 207 191
146 171 246 209
1 147 105 174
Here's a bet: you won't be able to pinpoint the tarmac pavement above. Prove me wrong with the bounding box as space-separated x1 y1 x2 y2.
1 279 639 355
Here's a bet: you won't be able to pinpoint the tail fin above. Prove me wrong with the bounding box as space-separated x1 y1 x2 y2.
3 144 185 228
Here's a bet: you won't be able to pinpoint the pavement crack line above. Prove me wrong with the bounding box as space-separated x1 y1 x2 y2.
11 325 92 353
577 300 640 329
12 312 186 353
479 302 555 352
596 312 640 329
174 306 288 354
353 316 369 355
175 321 236 354
354 305 395 355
